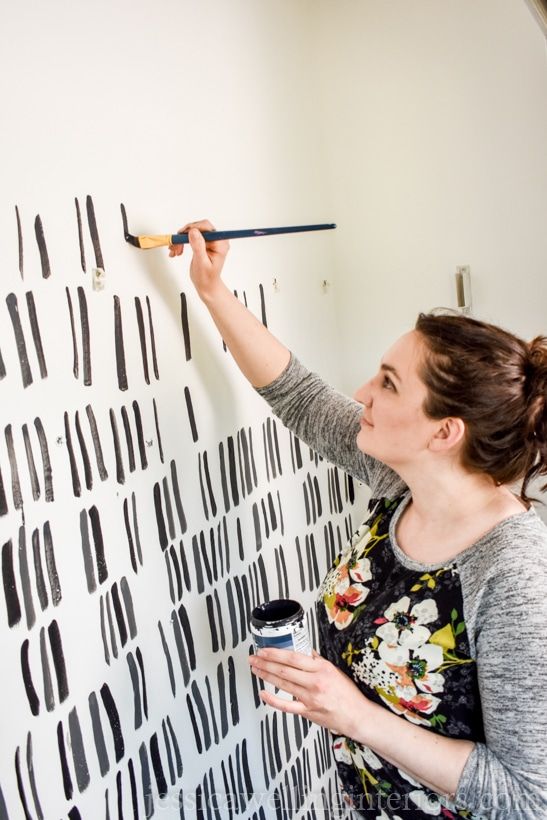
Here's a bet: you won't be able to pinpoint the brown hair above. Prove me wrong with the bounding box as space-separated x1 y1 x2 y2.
415 312 547 504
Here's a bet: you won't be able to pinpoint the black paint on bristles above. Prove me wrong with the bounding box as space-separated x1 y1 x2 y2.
120 203 141 246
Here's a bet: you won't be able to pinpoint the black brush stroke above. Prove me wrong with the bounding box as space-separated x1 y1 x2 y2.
111 582 128 647
306 536 314 590
19 528 36 629
241 574 252 631
314 475 322 517
15 746 33 820
307 474 316 523
136 646 148 718
266 418 276 479
165 552 175 603
132 401 147 469
227 753 240 813
158 620 176 696
40 626 54 710
127 652 142 729
121 576 137 639
139 742 153 819
303 482 310 526
153 399 164 463
217 521 224 577
109 409 125 484
203 451 217 517
21 639 40 715
171 608 191 685
2 539 21 626
169 546 182 601
310 534 320 587
267 492 277 531
48 619 68 702
113 296 128 391
123 498 137 573
128 757 138 820
166 715 183 777
274 550 283 599
57 721 73 800
236 516 243 563
16 205 24 279
236 432 246 500
199 531 213 587
25 292 47 379
198 453 209 521
190 680 211 750
34 418 53 501
79 509 96 593
272 420 282 475
220 762 234 820
272 716 282 773
0 348 5 380
185 694 202 753
77 286 91 386
263 718 276 782
295 537 306 592
161 720 176 785
150 734 168 798
162 478 176 540
26 732 44 820
34 215 51 279
333 467 342 512
146 296 159 380
252 504 262 551
31 528 47 609
262 425 270 483
64 413 81 497
99 598 110 664
6 293 32 387
282 713 291 764
248 428 258 487
68 707 90 792
100 683 125 762
235 744 246 812
241 739 254 800
116 770 122 819
178 603 196 669
75 197 86 272
206 595 219 654
216 662 229 738
260 498 270 539
179 540 191 591
204 677 220 746
214 588 226 650
65 288 79 378
184 386 198 442
233 576 247 642
89 691 110 776
226 580 238 649
259 724 269 788
86 195 104 269
89 504 107 584
170 460 187 535
259 283 267 326
43 521 61 604
121 406 136 473
239 428 253 493
227 437 239 506
257 554 269 602
277 490 284 537
209 528 218 582
192 534 204 592
84 405 107 481
180 293 191 360
105 593 118 659
132 493 143 566
218 443 230 513
153 483 168 550
227 655 239 726
134 298 150 385
75 412 93 491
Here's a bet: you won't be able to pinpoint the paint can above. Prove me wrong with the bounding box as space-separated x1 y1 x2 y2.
250 599 312 656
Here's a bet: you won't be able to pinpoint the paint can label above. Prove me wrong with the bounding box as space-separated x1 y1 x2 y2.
250 598 312 656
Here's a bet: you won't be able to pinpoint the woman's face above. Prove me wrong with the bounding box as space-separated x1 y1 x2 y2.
354 330 440 469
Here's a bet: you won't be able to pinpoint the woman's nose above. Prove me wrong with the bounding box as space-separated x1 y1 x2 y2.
354 382 372 406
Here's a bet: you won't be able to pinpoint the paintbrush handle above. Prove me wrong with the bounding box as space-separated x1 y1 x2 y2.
170 223 336 244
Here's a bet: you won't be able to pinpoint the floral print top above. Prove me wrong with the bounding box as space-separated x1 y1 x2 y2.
317 494 482 818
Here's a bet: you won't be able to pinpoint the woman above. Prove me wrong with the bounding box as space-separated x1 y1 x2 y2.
170 222 547 819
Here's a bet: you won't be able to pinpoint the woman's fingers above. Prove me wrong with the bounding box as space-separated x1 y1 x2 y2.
168 220 217 257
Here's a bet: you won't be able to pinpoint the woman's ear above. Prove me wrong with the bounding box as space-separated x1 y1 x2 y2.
428 417 466 453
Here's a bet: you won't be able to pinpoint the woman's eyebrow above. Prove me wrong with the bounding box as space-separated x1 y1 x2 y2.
380 363 401 382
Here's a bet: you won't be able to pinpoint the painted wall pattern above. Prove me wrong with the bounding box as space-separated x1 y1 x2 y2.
0 198 363 819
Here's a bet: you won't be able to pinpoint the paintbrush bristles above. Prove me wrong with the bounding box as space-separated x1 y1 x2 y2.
136 234 173 249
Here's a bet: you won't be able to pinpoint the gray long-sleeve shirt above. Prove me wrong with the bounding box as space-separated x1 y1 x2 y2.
257 354 547 819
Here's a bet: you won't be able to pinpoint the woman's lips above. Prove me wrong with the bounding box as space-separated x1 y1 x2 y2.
360 415 373 427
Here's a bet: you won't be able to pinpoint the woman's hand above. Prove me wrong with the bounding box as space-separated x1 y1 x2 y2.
248 647 371 739
168 219 230 302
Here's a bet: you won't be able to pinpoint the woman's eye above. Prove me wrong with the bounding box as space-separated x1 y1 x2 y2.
382 375 395 390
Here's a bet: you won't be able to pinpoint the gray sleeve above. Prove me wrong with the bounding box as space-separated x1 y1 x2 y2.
256 354 404 495
456 515 547 818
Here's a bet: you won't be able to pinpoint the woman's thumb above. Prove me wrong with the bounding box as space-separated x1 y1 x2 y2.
188 227 207 260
